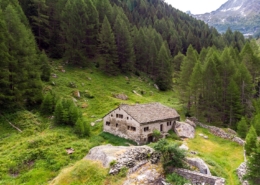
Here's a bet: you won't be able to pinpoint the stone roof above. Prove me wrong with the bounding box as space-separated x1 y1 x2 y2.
120 103 179 124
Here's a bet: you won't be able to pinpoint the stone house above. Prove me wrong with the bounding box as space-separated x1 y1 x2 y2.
103 103 180 144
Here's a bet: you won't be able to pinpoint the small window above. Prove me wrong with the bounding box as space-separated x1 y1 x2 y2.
116 114 123 119
111 114 113 117
127 117 129 120
106 122 110 126
144 127 149 132
128 126 130 130
131 126 136 131
167 121 172 126
116 123 118 127
144 138 147 141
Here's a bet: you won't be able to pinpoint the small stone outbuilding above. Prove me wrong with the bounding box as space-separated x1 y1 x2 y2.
103 103 180 144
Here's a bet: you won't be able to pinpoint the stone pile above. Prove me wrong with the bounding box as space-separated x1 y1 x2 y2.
237 162 249 185
109 146 160 174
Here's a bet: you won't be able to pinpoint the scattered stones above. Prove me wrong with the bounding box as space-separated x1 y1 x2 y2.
132 90 142 96
73 90 80 98
179 143 189 151
186 157 211 175
91 122 95 126
81 103 88 108
237 162 249 185
61 69 66 73
174 121 195 139
113 93 128 100
87 77 92 81
95 119 103 123
66 148 74 154
51 73 57 78
203 135 209 139
190 151 198 155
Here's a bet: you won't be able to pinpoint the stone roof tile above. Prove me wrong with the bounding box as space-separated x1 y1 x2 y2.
120 103 179 124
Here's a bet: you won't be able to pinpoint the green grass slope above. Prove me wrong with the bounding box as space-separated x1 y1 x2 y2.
0 60 243 185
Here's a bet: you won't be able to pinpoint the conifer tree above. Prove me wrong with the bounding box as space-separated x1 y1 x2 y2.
114 16 135 73
237 117 248 139
155 43 172 91
40 51 51 82
245 144 260 185
245 126 258 155
40 92 54 115
3 4 42 107
0 10 10 106
251 113 260 136
98 16 118 75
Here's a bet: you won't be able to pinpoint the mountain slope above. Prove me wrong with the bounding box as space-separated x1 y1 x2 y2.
194 0 260 36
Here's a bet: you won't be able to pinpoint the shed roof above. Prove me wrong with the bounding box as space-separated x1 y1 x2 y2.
119 103 179 124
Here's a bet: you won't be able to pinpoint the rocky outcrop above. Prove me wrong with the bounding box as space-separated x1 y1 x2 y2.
174 121 195 138
84 145 160 174
185 119 196 128
186 157 211 175
237 162 249 185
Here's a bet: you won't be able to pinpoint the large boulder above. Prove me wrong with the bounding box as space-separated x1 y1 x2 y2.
186 157 211 175
85 144 160 173
174 121 195 139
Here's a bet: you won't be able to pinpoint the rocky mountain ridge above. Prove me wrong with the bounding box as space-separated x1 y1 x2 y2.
193 0 260 36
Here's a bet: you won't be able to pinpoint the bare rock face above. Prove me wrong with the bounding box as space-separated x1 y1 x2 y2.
186 157 211 175
174 121 195 139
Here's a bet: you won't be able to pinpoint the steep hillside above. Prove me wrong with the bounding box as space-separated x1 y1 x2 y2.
194 0 260 36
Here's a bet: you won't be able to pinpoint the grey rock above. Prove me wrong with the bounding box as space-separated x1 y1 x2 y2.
185 119 196 128
237 162 249 185
186 157 211 175
174 121 195 139
179 144 189 151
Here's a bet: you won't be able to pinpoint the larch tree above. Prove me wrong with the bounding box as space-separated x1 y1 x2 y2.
98 16 119 75
245 126 258 155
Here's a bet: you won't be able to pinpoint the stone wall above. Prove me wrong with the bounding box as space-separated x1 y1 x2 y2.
175 168 225 185
187 118 245 145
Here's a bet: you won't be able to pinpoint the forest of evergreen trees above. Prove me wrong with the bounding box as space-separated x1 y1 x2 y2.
1 0 260 183
0 0 257 127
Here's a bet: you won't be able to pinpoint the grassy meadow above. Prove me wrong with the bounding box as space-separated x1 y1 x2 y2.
0 60 244 184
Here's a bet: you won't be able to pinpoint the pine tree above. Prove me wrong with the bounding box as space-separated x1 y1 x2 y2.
68 103 79 126
0 10 10 107
40 51 51 82
40 92 54 115
251 113 260 136
155 43 172 91
98 16 118 75
245 126 258 155
114 15 135 73
3 4 43 107
237 117 248 139
245 144 260 185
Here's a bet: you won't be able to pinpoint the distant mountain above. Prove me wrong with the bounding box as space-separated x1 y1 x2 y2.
193 0 260 37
